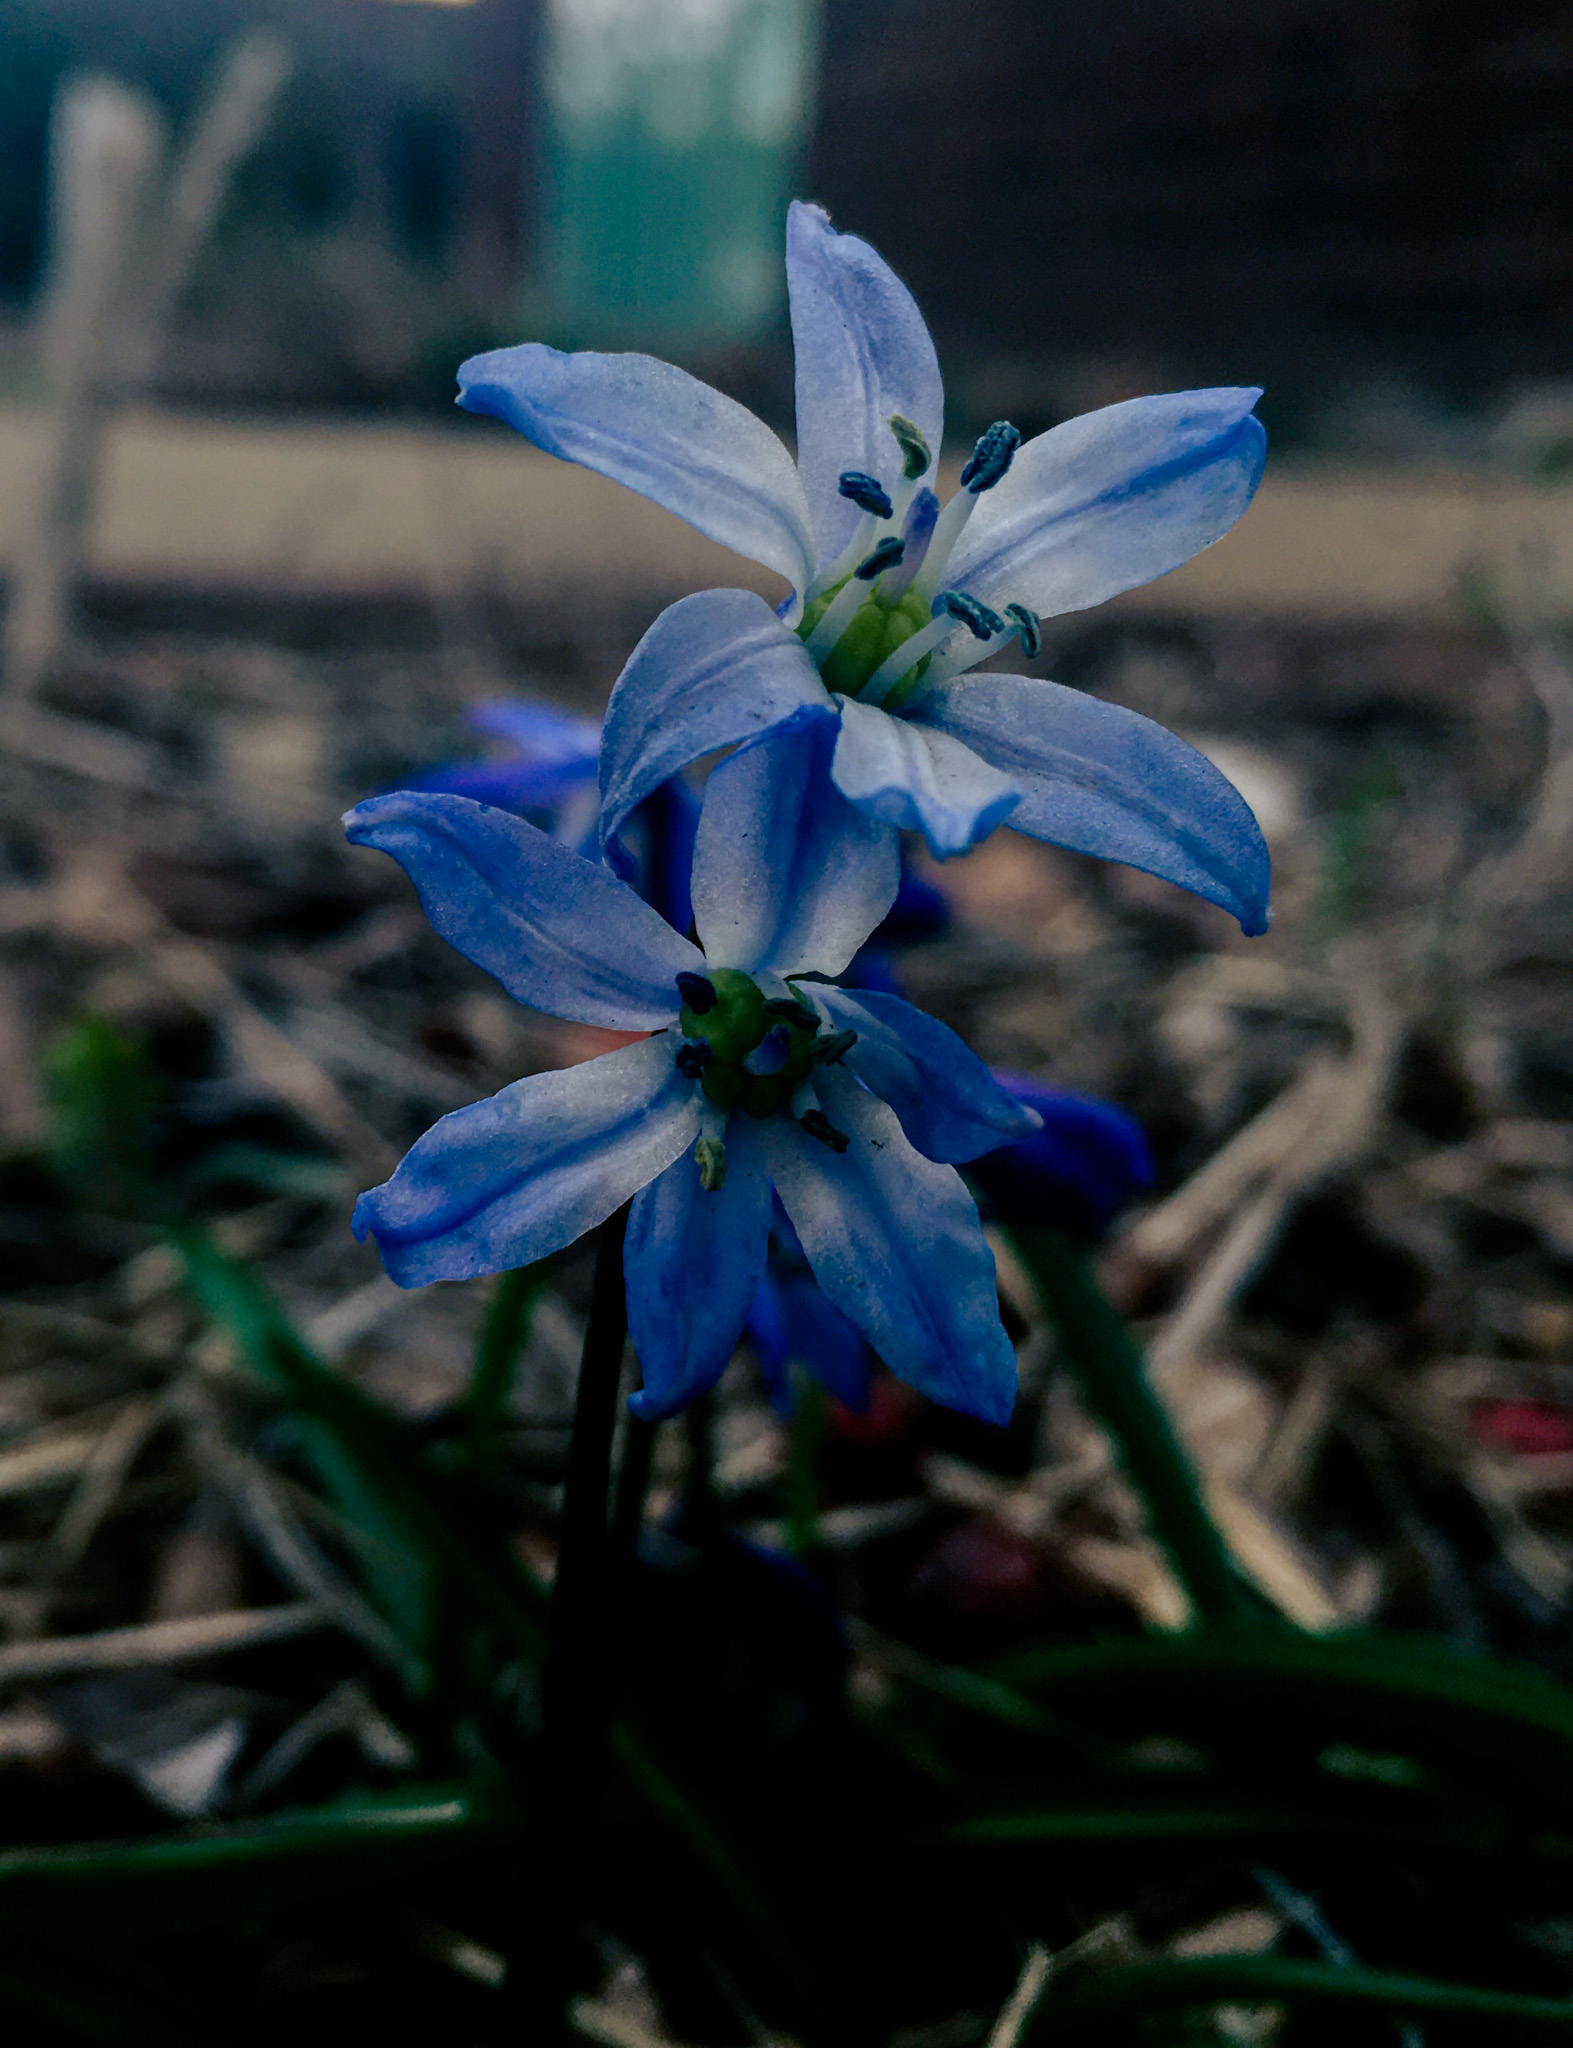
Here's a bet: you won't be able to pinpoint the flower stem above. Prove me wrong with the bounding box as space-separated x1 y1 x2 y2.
1009 1228 1258 1628
527 1206 630 2037
785 1370 828 1559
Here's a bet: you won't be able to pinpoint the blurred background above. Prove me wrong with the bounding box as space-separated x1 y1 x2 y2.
0 4 1571 2042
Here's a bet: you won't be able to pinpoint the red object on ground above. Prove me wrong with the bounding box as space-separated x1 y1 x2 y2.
1471 1397 1573 1456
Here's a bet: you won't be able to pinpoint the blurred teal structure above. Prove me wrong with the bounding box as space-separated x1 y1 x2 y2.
540 0 818 348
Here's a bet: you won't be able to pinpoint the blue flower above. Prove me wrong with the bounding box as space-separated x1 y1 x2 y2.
748 1255 872 1416
966 1075 1156 1239
458 201 1270 933
405 700 603 829
402 697 699 932
346 708 1038 1427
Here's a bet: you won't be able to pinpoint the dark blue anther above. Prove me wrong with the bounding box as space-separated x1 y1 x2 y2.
810 1028 858 1066
888 415 932 481
855 536 905 580
764 996 818 1032
676 971 718 1013
936 590 1007 640
675 1039 712 1079
960 420 1020 493
838 471 893 519
799 1108 850 1153
1005 602 1042 658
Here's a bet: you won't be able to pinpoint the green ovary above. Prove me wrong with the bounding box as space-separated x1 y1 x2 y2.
798 583 931 699
679 968 820 1120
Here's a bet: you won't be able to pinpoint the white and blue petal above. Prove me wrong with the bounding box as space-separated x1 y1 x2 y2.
786 201 946 567
911 674 1270 934
691 705 899 980
760 1069 1017 1427
831 695 1021 859
946 389 1265 617
345 792 701 1028
814 986 1042 1164
457 343 817 589
625 1116 772 1419
598 590 831 879
353 1037 698 1287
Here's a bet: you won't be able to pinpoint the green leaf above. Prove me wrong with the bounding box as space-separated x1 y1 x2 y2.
0 1786 497 1906
462 1260 549 1466
170 1223 546 1684
991 1630 1573 1816
1026 1955 1573 2040
1008 1231 1261 1627
42 1014 165 1209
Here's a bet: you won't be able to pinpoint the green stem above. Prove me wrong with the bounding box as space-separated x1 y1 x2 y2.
465 1260 546 1464
1010 1229 1256 1628
526 1207 630 2039
784 1370 829 1559
1026 1955 1573 2041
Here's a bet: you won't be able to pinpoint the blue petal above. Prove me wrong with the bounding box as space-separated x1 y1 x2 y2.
880 861 951 944
773 1274 872 1412
599 590 830 879
946 389 1266 617
814 987 1041 1164
354 1037 698 1285
457 343 816 589
403 754 598 815
468 699 602 763
345 792 701 1028
751 1270 871 1414
760 1069 1017 1426
691 705 899 978
831 697 1021 859
625 1115 772 1419
913 674 1271 935
746 1269 791 1387
968 1075 1155 1237
630 775 700 935
786 202 946 566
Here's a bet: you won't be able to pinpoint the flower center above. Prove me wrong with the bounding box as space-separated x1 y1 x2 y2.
676 969 826 1118
796 579 932 700
674 969 856 1188
795 416 1039 710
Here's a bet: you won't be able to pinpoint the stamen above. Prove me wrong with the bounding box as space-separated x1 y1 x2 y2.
910 422 1022 606
855 536 904 580
838 470 893 520
675 1039 712 1079
695 1133 728 1191
764 996 819 1032
810 1028 858 1066
921 598 1044 693
877 487 939 601
888 414 932 482
939 590 1006 640
804 549 891 660
804 508 880 603
676 971 717 1014
1005 602 1041 659
860 609 961 707
959 420 1020 493
799 1109 850 1154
